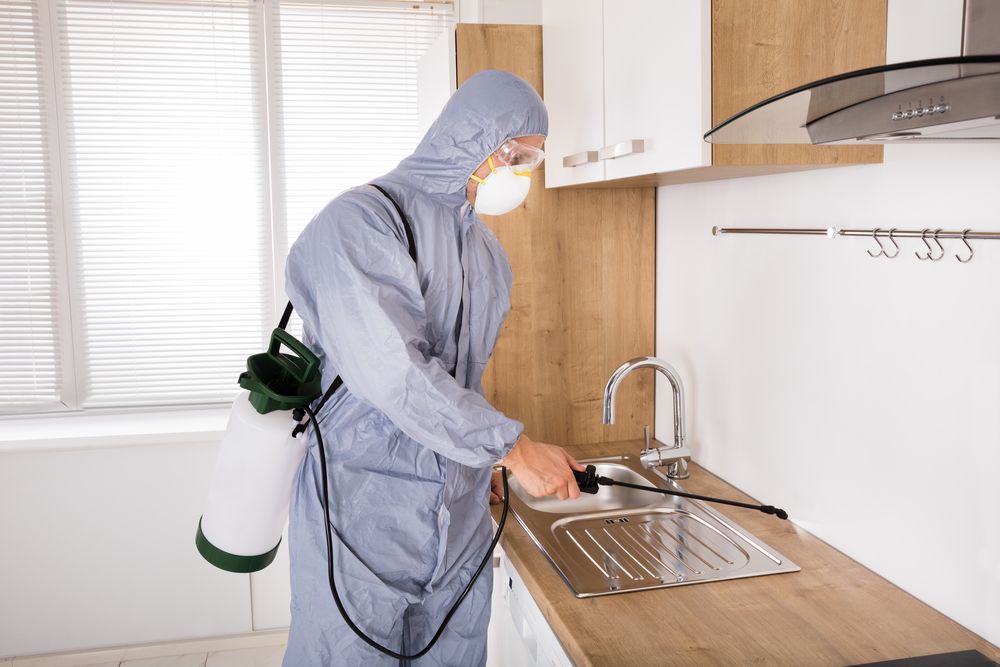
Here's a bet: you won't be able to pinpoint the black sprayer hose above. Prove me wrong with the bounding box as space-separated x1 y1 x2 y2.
602 477 787 520
302 405 510 662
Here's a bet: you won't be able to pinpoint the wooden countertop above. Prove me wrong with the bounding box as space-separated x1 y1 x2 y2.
493 439 1000 666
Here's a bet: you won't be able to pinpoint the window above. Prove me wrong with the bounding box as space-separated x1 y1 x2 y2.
1 0 61 413
1 0 453 416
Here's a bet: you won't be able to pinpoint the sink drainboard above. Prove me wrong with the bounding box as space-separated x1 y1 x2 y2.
509 456 799 597
553 509 753 584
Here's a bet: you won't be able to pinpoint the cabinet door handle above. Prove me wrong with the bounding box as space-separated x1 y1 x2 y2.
562 150 599 168
599 139 646 160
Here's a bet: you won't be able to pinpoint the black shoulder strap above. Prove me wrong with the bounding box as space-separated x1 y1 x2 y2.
370 183 417 263
286 184 417 434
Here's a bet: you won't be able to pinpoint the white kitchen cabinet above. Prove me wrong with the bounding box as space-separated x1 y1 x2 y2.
487 549 531 667
540 0 606 187
602 0 709 180
542 0 710 188
487 546 573 667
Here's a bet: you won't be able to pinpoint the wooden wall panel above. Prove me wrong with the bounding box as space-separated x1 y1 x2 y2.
712 0 887 167
456 24 655 446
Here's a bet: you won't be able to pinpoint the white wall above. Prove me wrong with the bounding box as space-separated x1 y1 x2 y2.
480 0 540 24
655 0 1000 647
459 0 541 25
0 440 254 657
417 30 457 138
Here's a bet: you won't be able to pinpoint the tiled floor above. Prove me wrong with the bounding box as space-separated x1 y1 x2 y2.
119 656 207 667
10 646 285 667
121 647 284 667
205 647 285 667
120 647 284 666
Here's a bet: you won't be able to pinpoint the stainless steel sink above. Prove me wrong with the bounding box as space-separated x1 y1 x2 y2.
508 455 799 597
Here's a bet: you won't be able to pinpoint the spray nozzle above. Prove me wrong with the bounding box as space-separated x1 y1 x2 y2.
573 464 600 494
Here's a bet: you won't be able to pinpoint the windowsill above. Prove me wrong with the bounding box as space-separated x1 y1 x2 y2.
0 406 231 454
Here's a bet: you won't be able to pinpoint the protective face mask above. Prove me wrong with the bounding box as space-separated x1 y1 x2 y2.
472 164 532 216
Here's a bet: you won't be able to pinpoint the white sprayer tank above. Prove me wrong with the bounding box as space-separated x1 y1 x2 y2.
197 328 321 573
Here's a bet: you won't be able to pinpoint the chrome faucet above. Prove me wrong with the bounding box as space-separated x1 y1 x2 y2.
602 356 691 479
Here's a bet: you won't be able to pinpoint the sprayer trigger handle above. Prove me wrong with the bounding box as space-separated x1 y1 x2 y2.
574 464 600 494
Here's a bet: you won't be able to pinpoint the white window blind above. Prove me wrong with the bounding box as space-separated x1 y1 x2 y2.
1 0 61 413
58 0 271 408
269 1 453 253
1 0 453 416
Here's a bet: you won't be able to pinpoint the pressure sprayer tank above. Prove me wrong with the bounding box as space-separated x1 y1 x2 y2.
196 328 322 573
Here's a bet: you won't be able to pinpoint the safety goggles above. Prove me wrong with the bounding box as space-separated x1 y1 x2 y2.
471 138 545 181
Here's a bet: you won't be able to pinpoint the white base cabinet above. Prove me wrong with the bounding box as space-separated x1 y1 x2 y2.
488 546 574 667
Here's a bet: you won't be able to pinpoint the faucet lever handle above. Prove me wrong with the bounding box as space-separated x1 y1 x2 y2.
643 425 650 453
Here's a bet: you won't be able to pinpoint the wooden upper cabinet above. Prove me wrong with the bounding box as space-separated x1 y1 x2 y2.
542 0 887 189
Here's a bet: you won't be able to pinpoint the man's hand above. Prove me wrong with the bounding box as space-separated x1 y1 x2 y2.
500 434 585 500
489 470 504 505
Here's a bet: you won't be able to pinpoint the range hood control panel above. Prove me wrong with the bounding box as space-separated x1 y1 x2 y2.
891 100 951 121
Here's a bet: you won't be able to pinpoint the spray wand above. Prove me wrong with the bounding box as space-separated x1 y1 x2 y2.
573 464 788 520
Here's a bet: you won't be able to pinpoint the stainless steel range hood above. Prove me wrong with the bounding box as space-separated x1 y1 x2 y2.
705 0 1000 144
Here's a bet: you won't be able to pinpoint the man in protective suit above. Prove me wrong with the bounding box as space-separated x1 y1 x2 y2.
282 70 584 666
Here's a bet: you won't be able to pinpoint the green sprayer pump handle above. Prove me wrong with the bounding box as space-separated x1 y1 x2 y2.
268 328 320 384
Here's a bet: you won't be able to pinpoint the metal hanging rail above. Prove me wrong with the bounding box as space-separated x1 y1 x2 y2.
711 225 1000 263
712 226 1000 240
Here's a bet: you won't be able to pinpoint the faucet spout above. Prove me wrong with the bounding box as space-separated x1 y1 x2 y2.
602 356 689 478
